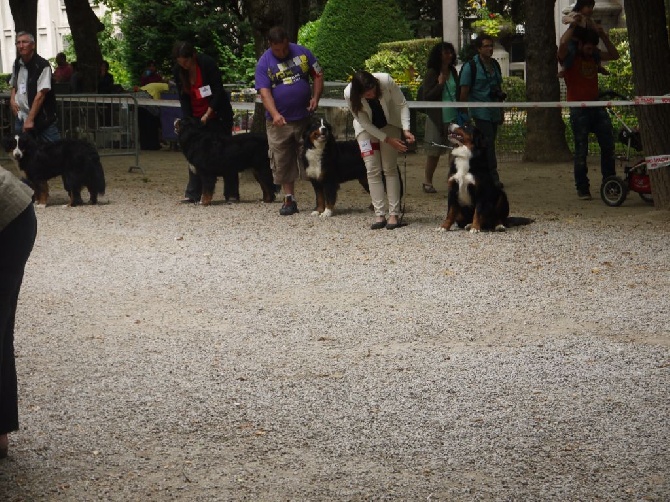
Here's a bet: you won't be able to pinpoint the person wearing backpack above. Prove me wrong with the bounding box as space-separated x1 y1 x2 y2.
459 34 505 188
420 41 459 194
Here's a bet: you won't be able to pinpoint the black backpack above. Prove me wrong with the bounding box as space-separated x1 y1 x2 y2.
459 58 502 88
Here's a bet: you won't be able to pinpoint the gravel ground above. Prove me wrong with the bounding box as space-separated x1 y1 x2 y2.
0 149 668 501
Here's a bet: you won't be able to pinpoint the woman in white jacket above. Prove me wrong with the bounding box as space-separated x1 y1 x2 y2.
344 71 415 230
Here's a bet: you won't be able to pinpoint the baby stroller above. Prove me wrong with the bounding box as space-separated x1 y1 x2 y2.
599 92 653 206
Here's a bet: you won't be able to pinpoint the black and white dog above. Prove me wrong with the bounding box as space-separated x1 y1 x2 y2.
2 133 105 207
440 123 532 232
174 117 277 206
302 117 371 217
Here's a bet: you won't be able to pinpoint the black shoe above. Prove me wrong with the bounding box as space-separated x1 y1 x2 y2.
386 222 401 230
279 197 299 215
180 197 197 204
577 189 592 200
370 219 387 230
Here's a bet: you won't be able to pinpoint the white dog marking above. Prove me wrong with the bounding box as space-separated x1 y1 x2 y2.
449 144 475 207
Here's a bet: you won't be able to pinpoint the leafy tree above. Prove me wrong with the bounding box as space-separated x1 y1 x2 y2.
119 0 252 86
64 0 105 92
311 0 412 81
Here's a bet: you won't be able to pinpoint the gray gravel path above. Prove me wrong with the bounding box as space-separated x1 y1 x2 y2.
0 151 668 501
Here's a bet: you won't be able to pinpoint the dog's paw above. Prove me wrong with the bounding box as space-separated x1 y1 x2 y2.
436 226 448 232
320 208 333 218
469 227 480 233
35 203 47 209
464 224 472 231
495 224 507 232
310 210 320 216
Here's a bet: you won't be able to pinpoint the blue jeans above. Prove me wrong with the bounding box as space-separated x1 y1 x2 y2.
569 107 616 192
14 118 61 143
473 118 500 184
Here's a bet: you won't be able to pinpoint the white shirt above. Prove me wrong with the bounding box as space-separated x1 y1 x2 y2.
9 58 52 121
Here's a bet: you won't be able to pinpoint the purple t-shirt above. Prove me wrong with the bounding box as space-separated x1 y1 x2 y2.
255 43 322 122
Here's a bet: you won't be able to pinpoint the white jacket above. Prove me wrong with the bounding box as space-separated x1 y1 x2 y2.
344 73 410 142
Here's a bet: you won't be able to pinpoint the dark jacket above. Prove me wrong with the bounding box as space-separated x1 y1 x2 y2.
173 53 234 132
422 66 459 128
12 53 57 131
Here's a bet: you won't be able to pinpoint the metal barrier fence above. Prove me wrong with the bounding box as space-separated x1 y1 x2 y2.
2 90 664 170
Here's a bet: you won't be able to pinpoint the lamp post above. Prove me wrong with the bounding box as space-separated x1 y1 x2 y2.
442 0 460 47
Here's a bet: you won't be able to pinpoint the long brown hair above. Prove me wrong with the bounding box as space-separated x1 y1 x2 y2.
349 70 382 115
172 41 196 95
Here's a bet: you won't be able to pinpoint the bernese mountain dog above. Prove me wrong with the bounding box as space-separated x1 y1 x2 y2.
2 133 106 207
301 118 371 217
174 117 277 206
440 123 532 232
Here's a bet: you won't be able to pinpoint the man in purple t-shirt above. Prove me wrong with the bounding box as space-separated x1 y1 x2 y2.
255 26 323 215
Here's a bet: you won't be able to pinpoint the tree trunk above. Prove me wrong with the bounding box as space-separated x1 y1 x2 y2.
624 0 670 210
64 0 105 93
522 0 572 162
245 0 301 56
8 0 37 49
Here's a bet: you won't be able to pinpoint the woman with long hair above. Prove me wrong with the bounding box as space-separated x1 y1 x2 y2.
344 71 415 230
421 41 459 193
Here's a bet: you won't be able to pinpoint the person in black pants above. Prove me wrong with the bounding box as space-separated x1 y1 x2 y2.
0 167 37 459
172 41 235 203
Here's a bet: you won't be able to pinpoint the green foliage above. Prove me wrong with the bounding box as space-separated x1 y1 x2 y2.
311 0 413 81
61 12 130 88
0 73 10 92
297 19 321 51
599 28 634 99
119 0 252 86
364 50 413 79
365 38 439 98
502 75 526 102
213 41 257 86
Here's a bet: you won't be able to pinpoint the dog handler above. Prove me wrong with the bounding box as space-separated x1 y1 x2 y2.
173 41 235 203
255 26 324 216
344 71 415 230
8 31 60 142
0 166 37 459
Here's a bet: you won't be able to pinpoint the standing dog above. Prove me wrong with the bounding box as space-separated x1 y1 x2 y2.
175 117 277 206
2 133 105 207
302 118 370 217
440 123 531 232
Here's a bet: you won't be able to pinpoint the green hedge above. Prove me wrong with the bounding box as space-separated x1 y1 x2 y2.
0 73 10 92
311 0 412 81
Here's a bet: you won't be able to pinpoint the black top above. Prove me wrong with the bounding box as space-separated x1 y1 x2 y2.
366 98 387 129
173 53 234 132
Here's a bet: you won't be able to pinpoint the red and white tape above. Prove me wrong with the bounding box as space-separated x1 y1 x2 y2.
646 154 670 170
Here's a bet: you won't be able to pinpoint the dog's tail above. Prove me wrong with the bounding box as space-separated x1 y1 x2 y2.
505 216 534 227
93 159 106 195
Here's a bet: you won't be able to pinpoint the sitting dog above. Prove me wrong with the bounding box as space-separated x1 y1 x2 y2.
440 123 532 232
302 118 370 217
2 133 105 207
174 117 277 206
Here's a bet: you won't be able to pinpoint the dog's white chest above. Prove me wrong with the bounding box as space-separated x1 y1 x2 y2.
305 146 324 180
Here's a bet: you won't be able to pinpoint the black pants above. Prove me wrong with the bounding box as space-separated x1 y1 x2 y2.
0 205 37 434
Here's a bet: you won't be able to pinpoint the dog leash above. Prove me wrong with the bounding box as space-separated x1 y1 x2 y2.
398 151 407 226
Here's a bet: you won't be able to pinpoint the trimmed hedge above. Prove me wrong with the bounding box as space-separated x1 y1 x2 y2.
311 0 412 81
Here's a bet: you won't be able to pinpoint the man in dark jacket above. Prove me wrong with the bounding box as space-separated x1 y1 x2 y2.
9 31 60 142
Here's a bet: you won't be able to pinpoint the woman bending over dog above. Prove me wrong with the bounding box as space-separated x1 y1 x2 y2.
344 71 415 230
173 41 235 203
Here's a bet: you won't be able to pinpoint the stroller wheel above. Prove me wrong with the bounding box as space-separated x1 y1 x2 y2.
600 176 627 207
639 192 654 205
